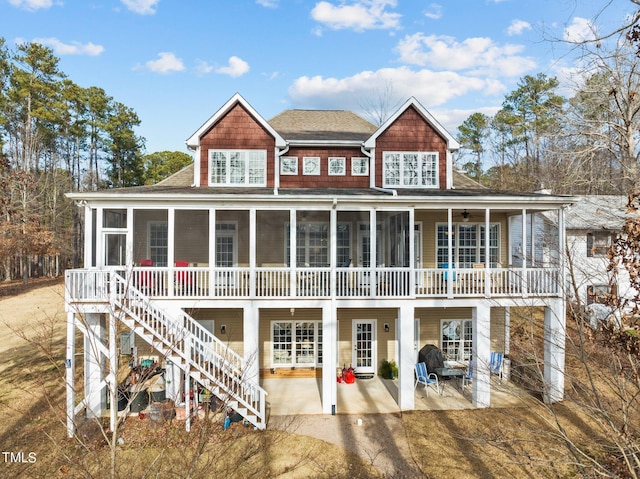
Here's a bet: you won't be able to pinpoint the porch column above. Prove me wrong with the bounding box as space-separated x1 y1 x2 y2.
330 207 337 297
83 205 92 267
168 208 175 296
408 208 415 296
521 208 528 297
446 209 454 298
484 208 491 297
472 303 491 408
543 299 566 403
249 208 257 298
289 210 296 297
165 359 182 402
126 207 134 267
369 209 376 297
243 305 260 384
208 208 216 294
66 312 76 437
321 304 337 414
84 313 106 418
95 208 103 267
397 304 415 410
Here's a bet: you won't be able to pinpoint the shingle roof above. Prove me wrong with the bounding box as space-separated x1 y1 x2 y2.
268 110 377 142
565 195 629 230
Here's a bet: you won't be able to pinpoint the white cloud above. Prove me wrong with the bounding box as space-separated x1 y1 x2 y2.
32 37 104 56
507 19 531 36
395 33 536 77
143 52 185 74
311 0 401 32
8 0 53 11
215 56 250 77
424 3 442 20
256 0 278 7
195 60 214 75
288 66 502 111
563 17 597 43
121 0 159 15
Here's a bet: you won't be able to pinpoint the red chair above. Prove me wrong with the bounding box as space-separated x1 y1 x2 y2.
139 259 153 291
175 260 192 294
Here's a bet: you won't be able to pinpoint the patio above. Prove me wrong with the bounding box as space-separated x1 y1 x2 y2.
262 375 526 420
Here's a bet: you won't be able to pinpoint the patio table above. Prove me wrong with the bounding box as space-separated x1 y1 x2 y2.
435 367 465 392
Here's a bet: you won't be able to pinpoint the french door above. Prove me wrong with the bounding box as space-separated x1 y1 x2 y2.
352 320 376 374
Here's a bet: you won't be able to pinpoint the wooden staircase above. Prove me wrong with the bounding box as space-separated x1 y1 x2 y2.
110 273 267 429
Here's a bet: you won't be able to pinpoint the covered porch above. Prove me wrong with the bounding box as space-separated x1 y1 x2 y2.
263 375 527 418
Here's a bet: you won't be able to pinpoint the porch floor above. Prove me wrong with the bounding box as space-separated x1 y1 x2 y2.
262 375 526 418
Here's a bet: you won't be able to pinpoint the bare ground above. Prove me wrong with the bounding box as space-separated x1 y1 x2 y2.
0 279 609 478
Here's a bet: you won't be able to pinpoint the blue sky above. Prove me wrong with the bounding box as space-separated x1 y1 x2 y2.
1 0 635 154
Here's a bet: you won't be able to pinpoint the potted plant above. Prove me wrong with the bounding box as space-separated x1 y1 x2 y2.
379 359 398 379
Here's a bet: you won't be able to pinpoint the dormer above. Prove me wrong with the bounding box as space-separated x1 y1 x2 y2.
364 97 460 190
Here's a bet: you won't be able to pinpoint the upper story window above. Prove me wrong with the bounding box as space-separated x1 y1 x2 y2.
587 231 614 257
209 150 266 186
383 152 438 188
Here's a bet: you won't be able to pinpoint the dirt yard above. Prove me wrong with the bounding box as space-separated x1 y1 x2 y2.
0 279 614 478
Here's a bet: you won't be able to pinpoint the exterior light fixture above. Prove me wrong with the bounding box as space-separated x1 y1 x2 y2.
461 210 470 222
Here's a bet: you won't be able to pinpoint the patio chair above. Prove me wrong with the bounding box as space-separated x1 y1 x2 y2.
490 352 503 381
414 362 440 396
138 259 153 292
462 360 473 389
175 260 193 294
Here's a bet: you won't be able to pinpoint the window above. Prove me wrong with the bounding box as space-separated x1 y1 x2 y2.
286 222 350 267
587 284 613 305
148 222 168 266
272 321 323 366
437 223 500 267
351 157 369 176
328 157 346 176
303 157 321 175
441 319 472 361
587 231 614 257
280 156 298 175
383 152 438 188
209 150 266 186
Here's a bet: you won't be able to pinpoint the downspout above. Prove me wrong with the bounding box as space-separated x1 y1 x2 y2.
360 145 397 196
274 145 290 195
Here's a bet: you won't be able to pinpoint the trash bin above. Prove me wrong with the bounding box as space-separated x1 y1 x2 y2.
129 386 148 412
147 375 166 402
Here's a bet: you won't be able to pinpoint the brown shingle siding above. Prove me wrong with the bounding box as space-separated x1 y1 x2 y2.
199 103 276 186
374 106 448 188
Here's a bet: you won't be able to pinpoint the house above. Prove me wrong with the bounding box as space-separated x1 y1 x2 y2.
563 195 633 324
64 93 572 436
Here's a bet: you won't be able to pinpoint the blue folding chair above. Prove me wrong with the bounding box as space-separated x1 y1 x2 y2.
490 352 503 381
414 362 440 396
462 360 473 389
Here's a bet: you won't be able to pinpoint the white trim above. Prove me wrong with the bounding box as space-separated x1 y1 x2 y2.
280 156 298 175
352 319 377 374
364 96 460 150
328 157 346 176
186 93 286 148
208 149 267 187
382 151 439 188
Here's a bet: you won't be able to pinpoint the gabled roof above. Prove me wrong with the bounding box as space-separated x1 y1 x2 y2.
269 110 377 142
565 195 629 230
185 93 286 148
363 97 460 151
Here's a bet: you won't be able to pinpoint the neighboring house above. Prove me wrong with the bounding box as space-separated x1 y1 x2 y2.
64 93 572 435
563 195 633 316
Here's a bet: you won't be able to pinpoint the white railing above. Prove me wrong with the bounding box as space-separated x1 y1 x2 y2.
66 266 562 302
111 273 267 428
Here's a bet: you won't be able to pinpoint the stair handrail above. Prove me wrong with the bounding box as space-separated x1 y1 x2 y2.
110 271 266 424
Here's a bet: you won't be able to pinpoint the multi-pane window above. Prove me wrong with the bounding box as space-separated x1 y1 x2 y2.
441 319 472 361
149 222 168 266
215 223 236 267
209 150 266 186
383 152 438 188
587 231 614 257
272 321 323 366
286 223 350 267
437 223 500 267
